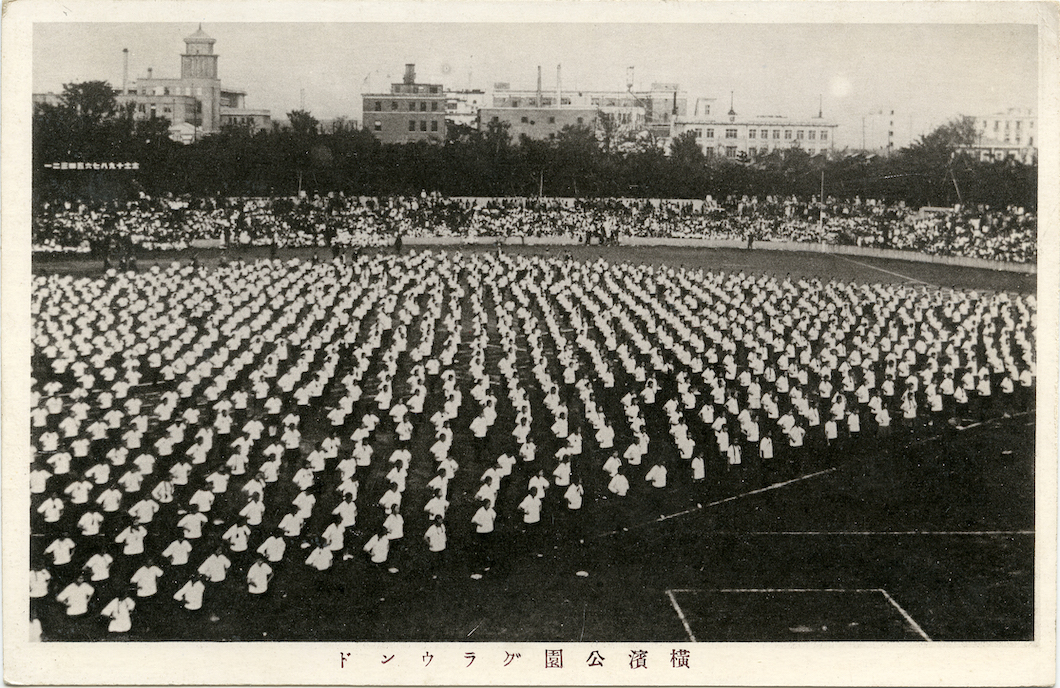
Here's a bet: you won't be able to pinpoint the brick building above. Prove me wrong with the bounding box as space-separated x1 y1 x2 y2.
362 64 447 144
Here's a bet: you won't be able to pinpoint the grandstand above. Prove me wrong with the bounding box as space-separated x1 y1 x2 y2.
27 227 1036 642
32 194 1038 264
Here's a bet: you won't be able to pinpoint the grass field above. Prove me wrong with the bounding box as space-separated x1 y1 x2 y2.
32 243 1036 294
30 245 1036 642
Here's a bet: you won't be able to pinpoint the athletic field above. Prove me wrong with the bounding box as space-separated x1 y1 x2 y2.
30 245 1036 642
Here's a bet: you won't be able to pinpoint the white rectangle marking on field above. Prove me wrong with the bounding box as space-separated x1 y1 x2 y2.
878 588 933 641
665 589 698 643
666 588 934 642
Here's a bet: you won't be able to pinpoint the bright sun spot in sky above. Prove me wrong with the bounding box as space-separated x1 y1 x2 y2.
830 75 853 99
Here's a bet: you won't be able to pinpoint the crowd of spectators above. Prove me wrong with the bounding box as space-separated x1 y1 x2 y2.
29 250 1035 638
32 192 1037 263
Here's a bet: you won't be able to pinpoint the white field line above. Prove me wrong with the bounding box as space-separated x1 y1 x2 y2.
665 589 698 642
595 467 837 538
879 588 933 641
732 530 1033 536
667 588 933 642
952 410 1034 432
834 255 932 285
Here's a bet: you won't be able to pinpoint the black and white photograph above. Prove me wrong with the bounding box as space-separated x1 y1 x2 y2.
3 1 1057 685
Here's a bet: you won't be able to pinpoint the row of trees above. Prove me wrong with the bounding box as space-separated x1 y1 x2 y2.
34 81 1037 209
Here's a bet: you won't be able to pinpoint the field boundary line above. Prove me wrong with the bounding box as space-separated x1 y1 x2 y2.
878 588 933 641
834 255 932 285
953 410 1034 433
595 467 837 538
728 530 1034 536
668 588 933 642
665 590 698 642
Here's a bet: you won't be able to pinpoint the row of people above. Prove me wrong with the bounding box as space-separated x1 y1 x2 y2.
32 193 1036 263
30 250 1034 637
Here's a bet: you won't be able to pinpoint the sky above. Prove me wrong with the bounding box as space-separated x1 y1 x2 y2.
33 22 1038 149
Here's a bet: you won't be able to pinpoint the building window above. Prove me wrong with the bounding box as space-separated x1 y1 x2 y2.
725 128 737 139
808 148 815 155
520 116 529 123
784 130 792 140
431 120 438 132
420 120 427 131
796 130 804 139
491 116 499 123
725 146 737 158
808 130 816 140
705 129 714 138
375 101 382 111
994 121 1000 131
760 144 768 153
409 120 416 132
748 129 756 139
391 101 398 110
420 102 427 112
409 102 416 111
773 130 780 139
577 117 583 124
748 147 756 155
374 121 382 131
431 102 438 111
820 131 828 141
549 116 556 124
692 129 701 138
1015 120 1021 129
704 148 714 159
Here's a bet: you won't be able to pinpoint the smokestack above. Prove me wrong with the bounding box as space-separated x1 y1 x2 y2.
122 48 129 95
536 65 542 106
556 64 561 108
147 67 153 80
404 63 415 85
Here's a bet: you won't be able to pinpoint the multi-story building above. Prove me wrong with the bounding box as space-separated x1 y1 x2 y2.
485 68 686 141
587 82 687 139
967 108 1037 164
40 25 275 143
671 106 838 159
362 64 447 144
445 89 487 128
118 26 270 139
477 106 598 140
219 90 272 133
859 109 919 153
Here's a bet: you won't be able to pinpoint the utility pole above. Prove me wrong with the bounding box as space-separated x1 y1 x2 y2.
819 169 825 229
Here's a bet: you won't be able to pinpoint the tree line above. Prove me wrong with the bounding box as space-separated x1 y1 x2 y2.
34 81 1036 210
